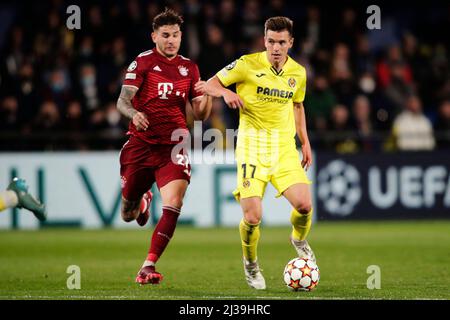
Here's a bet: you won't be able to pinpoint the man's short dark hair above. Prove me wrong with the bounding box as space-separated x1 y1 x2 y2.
264 16 293 36
152 8 184 31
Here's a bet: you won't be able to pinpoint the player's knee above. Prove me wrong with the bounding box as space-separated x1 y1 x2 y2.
164 195 184 209
294 200 312 215
242 209 262 225
121 209 139 222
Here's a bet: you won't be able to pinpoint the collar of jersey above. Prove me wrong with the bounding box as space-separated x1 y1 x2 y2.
153 48 179 65
261 51 292 76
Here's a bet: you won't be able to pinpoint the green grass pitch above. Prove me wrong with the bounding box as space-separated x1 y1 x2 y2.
0 220 449 300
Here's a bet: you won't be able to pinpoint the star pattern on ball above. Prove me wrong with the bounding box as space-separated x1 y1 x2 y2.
286 263 295 273
306 280 318 291
300 265 312 277
289 279 301 290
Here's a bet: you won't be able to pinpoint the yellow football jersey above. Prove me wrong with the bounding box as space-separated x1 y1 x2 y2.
216 51 306 160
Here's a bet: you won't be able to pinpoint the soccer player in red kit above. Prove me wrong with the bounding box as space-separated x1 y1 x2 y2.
116 8 212 285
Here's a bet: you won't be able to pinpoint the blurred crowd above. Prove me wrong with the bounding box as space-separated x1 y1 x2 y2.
0 0 449 152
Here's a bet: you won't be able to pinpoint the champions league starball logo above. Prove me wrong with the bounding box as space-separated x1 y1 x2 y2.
317 160 362 216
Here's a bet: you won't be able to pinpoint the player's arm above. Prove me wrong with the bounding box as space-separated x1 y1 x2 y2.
294 102 312 171
116 85 149 131
191 81 213 121
204 76 244 109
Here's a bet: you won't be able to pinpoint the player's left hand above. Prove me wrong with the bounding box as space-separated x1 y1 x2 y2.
194 80 208 95
301 141 313 171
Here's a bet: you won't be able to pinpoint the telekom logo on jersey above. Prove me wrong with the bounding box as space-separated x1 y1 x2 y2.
158 82 186 100
158 83 173 99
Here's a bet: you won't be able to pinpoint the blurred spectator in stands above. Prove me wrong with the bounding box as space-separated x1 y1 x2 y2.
391 95 435 151
1 26 25 94
267 0 287 17
434 100 450 150
104 101 125 134
64 100 85 132
327 104 358 153
78 64 100 112
15 60 39 125
42 67 72 112
86 5 107 51
102 101 127 149
305 74 336 132
198 24 227 79
241 0 263 44
334 7 360 52
88 108 106 131
378 45 413 87
431 45 449 106
330 43 357 106
297 5 327 56
0 96 19 131
96 36 127 102
351 95 379 152
0 96 23 150
184 0 202 59
63 100 89 150
383 61 415 113
32 100 61 133
217 0 240 44
357 72 377 99
75 36 95 66
355 34 375 75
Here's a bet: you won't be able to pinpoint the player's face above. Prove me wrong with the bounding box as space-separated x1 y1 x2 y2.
152 25 182 58
264 30 293 66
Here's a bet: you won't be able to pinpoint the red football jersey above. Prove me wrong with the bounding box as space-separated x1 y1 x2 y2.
122 48 202 145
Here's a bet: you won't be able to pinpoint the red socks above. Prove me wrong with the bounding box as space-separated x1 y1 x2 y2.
147 206 180 263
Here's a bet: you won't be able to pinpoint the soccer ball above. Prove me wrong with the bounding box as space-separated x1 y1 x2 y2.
283 257 320 291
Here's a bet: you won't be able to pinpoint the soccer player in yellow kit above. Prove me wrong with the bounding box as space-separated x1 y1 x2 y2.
201 16 315 290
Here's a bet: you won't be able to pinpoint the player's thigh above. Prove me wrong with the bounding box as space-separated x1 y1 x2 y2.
120 165 156 202
240 196 263 225
282 183 312 214
155 157 191 208
234 163 268 202
271 148 311 198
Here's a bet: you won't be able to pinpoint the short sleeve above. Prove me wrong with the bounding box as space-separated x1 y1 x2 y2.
189 63 203 100
216 57 247 87
123 57 145 89
293 70 307 103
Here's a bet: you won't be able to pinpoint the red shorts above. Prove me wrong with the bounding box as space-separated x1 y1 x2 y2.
119 135 191 201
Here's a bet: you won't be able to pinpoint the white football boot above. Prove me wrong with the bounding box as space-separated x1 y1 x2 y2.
243 258 266 290
290 236 317 264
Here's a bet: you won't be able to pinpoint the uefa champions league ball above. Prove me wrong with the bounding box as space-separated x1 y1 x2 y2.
283 257 320 291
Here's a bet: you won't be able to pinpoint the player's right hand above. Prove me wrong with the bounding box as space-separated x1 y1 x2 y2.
223 90 244 109
132 112 149 131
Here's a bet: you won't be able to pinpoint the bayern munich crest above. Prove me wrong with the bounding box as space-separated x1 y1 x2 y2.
178 66 188 76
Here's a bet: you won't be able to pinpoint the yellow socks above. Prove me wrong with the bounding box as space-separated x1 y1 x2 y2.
290 208 312 241
239 218 260 263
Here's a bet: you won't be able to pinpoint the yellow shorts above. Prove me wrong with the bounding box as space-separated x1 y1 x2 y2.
233 146 312 201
